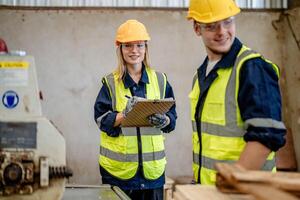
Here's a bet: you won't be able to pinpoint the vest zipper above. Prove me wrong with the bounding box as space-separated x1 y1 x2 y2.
136 127 143 171
196 90 210 184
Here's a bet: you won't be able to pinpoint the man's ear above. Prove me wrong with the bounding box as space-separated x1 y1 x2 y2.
193 21 202 36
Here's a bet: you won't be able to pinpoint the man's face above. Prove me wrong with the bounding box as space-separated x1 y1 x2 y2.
194 17 236 57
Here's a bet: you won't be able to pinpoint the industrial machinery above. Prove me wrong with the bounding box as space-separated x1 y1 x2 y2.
0 54 72 199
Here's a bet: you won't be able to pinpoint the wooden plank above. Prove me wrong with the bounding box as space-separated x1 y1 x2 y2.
216 163 300 192
165 189 173 200
236 183 299 200
174 185 254 200
164 177 174 200
215 163 300 200
173 190 188 200
233 171 300 192
165 177 175 189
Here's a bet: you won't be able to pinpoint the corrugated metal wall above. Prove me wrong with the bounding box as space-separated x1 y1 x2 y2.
0 0 288 9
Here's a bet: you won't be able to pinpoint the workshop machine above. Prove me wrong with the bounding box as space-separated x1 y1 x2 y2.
0 54 72 200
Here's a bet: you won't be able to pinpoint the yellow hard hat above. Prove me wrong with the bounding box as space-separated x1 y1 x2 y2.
115 19 150 46
187 0 241 23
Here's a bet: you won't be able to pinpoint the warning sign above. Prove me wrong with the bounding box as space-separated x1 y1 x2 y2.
0 61 29 86
0 61 29 69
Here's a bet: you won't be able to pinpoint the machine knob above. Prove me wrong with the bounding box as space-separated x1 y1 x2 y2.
3 163 23 186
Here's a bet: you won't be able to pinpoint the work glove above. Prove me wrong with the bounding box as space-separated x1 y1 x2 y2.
122 96 143 117
148 113 170 129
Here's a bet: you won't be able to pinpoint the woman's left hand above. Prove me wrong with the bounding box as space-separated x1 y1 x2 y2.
148 113 170 129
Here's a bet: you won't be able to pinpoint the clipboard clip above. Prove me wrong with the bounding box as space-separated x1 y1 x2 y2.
152 99 160 104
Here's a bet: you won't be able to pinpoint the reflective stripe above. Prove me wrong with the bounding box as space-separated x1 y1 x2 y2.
121 127 136 136
245 118 286 129
155 71 166 99
122 127 162 136
262 159 276 170
101 146 138 162
201 122 244 137
202 156 235 170
192 121 197 132
100 146 165 162
192 73 198 89
193 153 275 171
143 150 165 161
194 120 244 137
224 49 257 131
193 152 200 165
96 111 112 128
105 73 116 110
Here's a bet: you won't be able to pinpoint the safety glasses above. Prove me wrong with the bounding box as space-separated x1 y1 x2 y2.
197 17 235 32
121 42 146 51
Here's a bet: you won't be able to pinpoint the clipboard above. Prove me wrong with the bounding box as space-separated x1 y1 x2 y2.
121 98 175 127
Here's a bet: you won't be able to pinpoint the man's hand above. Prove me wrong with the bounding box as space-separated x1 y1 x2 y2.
148 113 170 129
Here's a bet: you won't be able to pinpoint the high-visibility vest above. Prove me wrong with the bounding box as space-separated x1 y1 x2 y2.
99 67 167 180
189 46 284 184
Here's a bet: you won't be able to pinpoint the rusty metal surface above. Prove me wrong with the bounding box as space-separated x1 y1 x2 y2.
0 0 288 9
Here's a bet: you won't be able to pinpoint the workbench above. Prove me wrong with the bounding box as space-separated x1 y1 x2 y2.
62 185 130 200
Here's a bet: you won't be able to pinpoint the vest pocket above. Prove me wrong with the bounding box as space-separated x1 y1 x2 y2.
100 134 129 170
203 135 245 161
106 136 127 153
189 94 198 119
151 135 165 153
203 102 224 123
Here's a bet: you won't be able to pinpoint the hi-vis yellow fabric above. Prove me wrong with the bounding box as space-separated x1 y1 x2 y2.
189 46 278 184
99 67 167 180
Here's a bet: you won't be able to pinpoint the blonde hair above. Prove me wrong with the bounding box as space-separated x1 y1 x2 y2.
115 44 150 81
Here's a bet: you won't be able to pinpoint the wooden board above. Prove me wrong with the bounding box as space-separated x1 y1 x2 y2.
121 99 175 127
164 177 175 200
215 163 300 200
174 185 254 200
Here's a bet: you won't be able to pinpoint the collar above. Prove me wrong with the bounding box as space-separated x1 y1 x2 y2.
123 64 149 89
200 37 243 71
216 37 243 69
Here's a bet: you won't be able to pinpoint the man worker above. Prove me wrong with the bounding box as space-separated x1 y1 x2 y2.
187 0 286 184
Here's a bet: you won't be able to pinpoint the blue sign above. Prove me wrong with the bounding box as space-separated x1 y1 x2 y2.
2 90 19 109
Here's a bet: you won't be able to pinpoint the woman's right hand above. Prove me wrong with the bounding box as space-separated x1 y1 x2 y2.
114 112 125 127
122 96 140 117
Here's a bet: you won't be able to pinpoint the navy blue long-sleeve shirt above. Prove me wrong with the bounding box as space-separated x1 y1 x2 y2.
196 38 286 152
94 66 177 190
